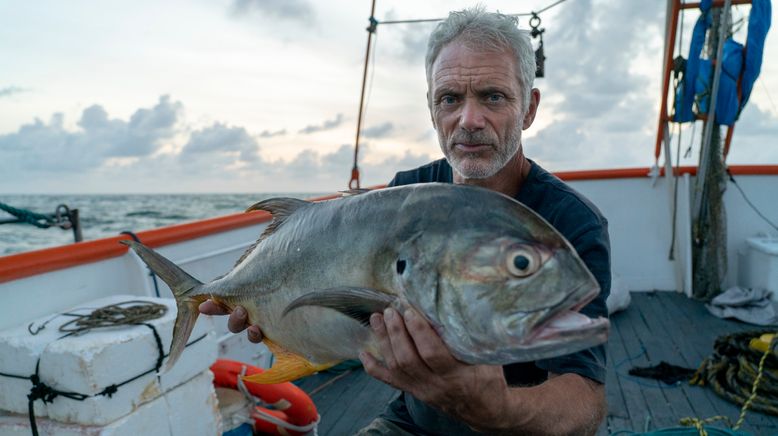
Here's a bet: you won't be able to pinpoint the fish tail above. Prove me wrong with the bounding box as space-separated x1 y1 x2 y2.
120 240 206 371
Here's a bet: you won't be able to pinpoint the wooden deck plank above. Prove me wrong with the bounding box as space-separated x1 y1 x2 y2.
615 298 680 429
636 293 721 422
606 309 650 432
319 371 396 435
631 295 698 427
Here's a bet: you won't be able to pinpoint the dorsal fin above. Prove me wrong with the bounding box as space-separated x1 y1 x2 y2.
232 198 310 269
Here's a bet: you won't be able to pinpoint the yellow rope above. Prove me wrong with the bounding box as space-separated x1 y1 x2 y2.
732 334 775 430
682 331 777 434
679 415 732 436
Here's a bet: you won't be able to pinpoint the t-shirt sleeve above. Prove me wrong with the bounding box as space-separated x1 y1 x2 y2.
535 216 611 384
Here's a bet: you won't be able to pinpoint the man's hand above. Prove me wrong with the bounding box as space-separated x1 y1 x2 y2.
359 307 606 435
359 307 513 432
198 301 263 343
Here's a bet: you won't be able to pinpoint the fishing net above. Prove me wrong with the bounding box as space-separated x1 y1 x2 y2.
692 124 728 301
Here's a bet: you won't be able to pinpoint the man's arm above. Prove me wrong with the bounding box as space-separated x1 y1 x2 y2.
360 307 605 435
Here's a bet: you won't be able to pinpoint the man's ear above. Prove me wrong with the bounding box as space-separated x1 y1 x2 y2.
522 88 541 130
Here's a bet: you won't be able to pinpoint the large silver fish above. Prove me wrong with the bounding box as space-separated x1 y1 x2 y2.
122 183 609 384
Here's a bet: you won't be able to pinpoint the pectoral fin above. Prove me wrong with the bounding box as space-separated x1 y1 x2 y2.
282 287 397 327
241 340 338 384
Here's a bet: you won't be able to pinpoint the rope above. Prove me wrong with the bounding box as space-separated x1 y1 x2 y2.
57 300 167 336
732 334 775 430
0 201 55 228
235 364 321 436
690 330 778 424
0 300 207 435
726 170 778 232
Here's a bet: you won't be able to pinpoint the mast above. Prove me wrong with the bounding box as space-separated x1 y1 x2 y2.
691 0 731 300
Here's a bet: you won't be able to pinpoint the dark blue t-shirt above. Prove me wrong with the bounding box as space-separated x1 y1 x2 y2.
382 158 611 435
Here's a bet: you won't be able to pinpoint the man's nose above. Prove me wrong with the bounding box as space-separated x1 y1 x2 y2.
459 98 486 132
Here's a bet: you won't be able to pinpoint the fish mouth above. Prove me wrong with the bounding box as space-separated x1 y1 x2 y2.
520 282 608 346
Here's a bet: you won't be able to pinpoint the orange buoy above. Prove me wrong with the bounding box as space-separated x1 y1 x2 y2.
211 359 319 435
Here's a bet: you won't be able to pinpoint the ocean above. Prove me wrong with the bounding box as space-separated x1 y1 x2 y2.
0 193 323 255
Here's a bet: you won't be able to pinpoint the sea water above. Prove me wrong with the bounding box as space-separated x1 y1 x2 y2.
0 193 323 255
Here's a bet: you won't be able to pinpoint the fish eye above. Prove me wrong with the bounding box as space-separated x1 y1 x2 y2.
396 259 407 274
506 247 540 277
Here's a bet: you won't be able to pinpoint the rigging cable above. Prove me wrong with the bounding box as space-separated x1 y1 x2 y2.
726 169 778 232
350 0 378 190
376 0 569 25
361 25 380 152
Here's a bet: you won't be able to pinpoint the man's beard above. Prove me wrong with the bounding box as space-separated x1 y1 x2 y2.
439 124 522 179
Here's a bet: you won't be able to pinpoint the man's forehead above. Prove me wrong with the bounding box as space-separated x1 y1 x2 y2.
431 42 518 89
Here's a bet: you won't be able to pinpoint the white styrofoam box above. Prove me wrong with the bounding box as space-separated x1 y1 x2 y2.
0 295 218 425
739 236 778 301
165 370 221 436
0 370 221 436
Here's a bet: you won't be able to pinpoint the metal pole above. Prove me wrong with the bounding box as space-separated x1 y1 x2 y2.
692 0 730 222
70 209 83 242
654 0 681 163
351 0 378 190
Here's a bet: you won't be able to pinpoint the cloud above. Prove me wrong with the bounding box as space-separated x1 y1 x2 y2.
526 0 662 169
725 104 778 163
267 144 433 187
231 0 315 25
361 122 394 139
397 23 437 64
0 86 26 98
259 129 287 138
0 96 432 192
181 122 261 164
0 95 182 172
298 113 345 134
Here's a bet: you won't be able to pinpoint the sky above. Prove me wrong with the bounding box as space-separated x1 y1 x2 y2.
1 0 777 193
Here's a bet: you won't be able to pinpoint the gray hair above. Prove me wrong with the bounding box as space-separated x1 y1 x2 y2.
425 6 535 112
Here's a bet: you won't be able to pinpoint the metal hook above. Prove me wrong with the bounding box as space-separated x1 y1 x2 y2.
529 12 542 32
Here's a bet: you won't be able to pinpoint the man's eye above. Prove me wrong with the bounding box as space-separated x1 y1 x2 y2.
487 93 505 103
440 95 458 105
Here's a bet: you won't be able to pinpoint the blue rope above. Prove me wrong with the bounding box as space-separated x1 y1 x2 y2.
0 201 54 228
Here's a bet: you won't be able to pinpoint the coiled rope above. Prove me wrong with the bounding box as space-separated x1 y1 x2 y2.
690 330 778 419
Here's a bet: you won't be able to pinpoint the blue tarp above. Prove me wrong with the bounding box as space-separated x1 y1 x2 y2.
673 0 771 126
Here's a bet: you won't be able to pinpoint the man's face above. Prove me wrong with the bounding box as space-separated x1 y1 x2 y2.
430 41 525 179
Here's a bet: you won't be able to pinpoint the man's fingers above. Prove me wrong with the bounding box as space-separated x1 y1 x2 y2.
227 306 249 333
198 300 229 316
246 325 263 343
360 351 392 386
403 308 459 371
370 313 397 370
383 308 430 375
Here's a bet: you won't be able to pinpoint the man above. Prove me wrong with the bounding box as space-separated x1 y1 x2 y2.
201 7 610 435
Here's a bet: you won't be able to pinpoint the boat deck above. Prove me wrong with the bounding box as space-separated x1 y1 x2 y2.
295 291 778 435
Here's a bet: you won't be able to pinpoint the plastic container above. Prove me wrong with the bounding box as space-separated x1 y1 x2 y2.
739 236 778 301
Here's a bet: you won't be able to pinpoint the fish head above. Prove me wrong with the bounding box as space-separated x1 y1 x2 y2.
395 185 609 365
